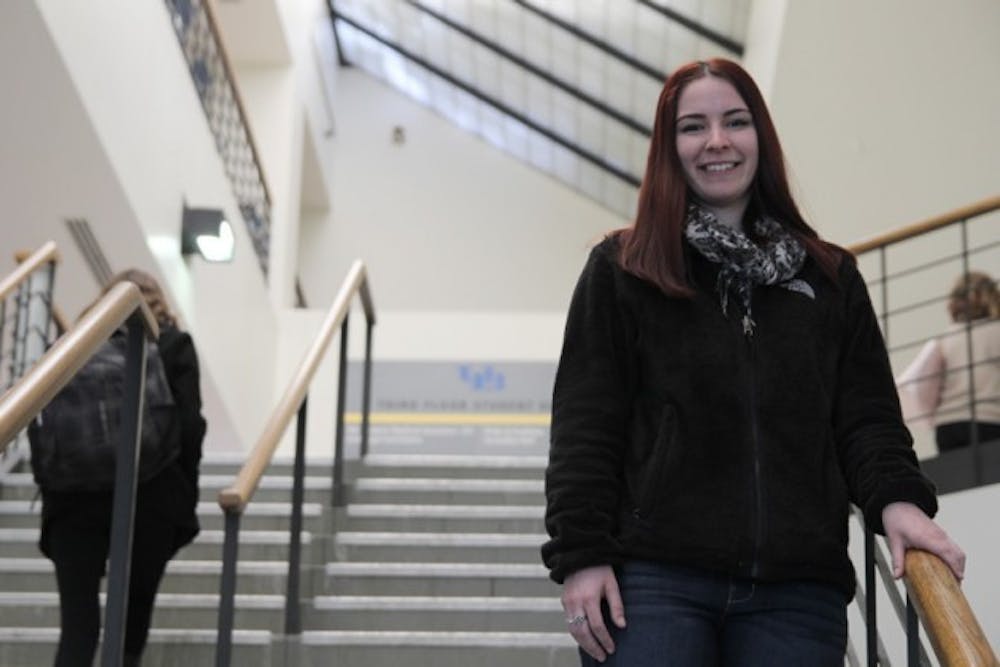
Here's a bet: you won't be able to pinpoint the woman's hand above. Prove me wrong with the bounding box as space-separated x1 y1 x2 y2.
561 565 626 662
882 501 966 581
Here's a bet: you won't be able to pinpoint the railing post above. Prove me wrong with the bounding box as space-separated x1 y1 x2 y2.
332 314 349 507
11 283 29 380
865 527 878 667
102 317 147 667
215 511 242 667
878 246 890 340
957 218 983 486
361 317 373 459
284 397 308 635
0 300 6 383
906 593 920 666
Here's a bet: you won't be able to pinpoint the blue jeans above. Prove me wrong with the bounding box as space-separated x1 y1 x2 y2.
580 561 847 667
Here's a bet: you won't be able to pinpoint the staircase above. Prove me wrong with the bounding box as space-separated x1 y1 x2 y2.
0 451 576 666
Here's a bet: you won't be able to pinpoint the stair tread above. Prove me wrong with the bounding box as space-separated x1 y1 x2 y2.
0 472 333 490
346 504 543 518
0 557 286 575
313 595 560 610
0 591 283 607
334 531 545 546
363 454 547 468
0 527 312 544
0 500 323 517
301 630 574 647
0 626 270 644
324 562 547 577
355 478 543 490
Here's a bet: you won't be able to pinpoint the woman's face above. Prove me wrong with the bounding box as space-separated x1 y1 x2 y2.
675 76 759 213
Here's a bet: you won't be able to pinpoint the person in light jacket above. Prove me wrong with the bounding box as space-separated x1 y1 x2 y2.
897 271 1000 451
541 58 965 666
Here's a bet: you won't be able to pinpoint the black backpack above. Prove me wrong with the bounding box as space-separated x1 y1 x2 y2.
28 331 180 493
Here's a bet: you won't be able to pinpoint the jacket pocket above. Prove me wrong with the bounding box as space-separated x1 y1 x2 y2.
634 403 681 518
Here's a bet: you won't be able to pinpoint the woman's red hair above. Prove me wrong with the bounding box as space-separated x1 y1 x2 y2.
615 58 843 296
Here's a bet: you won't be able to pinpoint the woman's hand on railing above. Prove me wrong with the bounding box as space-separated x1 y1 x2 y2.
882 501 966 581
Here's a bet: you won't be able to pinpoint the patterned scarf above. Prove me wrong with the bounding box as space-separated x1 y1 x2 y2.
684 206 805 336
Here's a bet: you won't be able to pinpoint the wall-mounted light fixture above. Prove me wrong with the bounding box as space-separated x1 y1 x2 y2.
181 206 234 262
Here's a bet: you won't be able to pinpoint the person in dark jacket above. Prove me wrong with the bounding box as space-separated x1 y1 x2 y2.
40 268 206 666
541 58 966 666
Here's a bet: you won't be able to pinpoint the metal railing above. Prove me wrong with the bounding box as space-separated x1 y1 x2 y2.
844 195 1000 666
164 0 273 277
849 195 1000 491
0 243 60 473
0 282 160 667
850 508 997 667
329 0 748 193
213 260 375 666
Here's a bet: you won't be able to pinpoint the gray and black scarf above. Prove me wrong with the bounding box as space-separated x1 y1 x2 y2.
684 205 806 336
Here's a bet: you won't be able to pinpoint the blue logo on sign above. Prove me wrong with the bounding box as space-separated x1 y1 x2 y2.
458 365 505 392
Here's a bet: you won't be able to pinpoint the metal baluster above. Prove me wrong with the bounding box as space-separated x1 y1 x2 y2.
102 318 147 667
958 219 982 485
284 398 308 635
215 511 241 667
865 527 878 667
332 314 349 507
906 594 921 666
361 317 373 459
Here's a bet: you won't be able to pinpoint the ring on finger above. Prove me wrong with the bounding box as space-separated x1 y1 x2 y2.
566 614 587 626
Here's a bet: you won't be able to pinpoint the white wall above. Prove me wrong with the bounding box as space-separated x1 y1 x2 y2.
298 69 624 315
764 0 1000 244
14 0 280 451
237 65 305 309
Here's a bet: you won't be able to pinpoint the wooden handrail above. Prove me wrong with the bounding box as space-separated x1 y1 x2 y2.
904 550 999 666
12 246 71 335
848 195 1000 255
0 242 59 303
0 283 158 452
217 260 374 513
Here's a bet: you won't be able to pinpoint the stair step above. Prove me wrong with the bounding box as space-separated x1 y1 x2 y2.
0 500 324 531
0 450 562 663
324 561 556 596
332 531 545 563
0 557 291 595
341 503 544 532
359 454 548 479
0 591 287 631
299 631 576 667
310 595 564 631
350 477 543 504
0 627 271 665
0 472 335 503
0 528 312 561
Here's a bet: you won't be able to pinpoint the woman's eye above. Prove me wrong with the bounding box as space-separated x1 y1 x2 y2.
678 123 703 134
727 117 752 128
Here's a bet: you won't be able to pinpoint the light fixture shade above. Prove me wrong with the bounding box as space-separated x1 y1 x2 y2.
181 206 234 262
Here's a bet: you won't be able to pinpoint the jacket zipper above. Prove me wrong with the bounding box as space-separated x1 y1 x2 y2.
744 307 764 578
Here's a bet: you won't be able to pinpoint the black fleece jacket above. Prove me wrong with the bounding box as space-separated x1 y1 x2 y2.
541 236 937 598
40 325 207 558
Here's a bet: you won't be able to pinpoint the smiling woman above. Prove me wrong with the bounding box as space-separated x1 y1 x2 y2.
674 76 759 229
541 58 967 667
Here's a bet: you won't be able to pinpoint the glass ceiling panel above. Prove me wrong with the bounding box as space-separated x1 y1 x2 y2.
331 0 751 218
